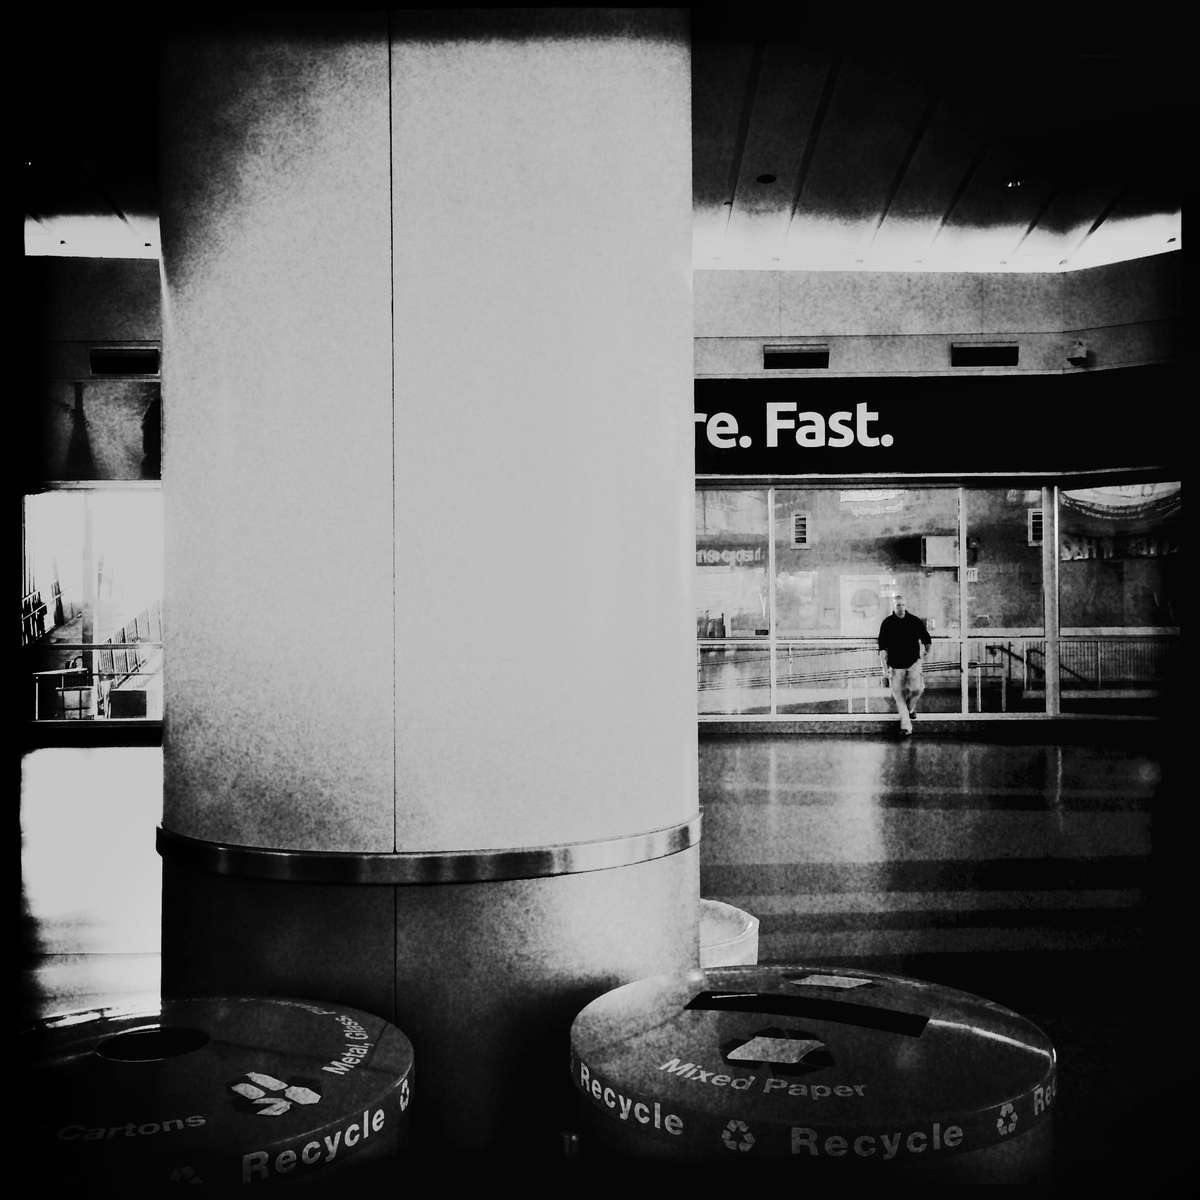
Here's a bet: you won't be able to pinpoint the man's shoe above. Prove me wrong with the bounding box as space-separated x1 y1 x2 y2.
909 711 918 721
901 725 912 737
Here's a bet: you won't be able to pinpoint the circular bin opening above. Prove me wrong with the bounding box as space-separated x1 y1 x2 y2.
97 1025 210 1061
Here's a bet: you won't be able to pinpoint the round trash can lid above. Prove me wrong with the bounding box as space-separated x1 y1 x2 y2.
570 964 1056 1162
23 995 414 1187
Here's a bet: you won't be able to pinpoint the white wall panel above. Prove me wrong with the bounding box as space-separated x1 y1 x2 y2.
694 270 782 337
160 18 395 851
390 15 695 850
780 272 983 337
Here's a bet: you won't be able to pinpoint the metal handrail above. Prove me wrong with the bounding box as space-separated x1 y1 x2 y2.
29 642 162 651
698 633 1175 713
29 640 164 721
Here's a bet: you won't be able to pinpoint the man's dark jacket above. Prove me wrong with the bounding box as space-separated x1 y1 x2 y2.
878 612 932 668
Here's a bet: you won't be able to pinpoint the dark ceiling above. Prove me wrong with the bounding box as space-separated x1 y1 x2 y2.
691 13 1186 271
21 16 161 258
20 10 1188 271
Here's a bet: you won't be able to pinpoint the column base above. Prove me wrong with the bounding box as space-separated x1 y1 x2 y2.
161 843 699 1156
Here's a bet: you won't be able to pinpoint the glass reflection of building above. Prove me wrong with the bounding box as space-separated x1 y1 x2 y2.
20 281 164 726
697 482 1180 718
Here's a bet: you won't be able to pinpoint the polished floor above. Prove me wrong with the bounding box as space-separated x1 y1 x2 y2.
699 726 1188 1190
17 746 162 1021
701 734 1155 963
15 727 1191 1187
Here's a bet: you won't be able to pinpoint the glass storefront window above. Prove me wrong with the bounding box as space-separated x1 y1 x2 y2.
965 489 1044 634
963 488 1046 714
774 487 960 637
966 637 1047 714
23 488 163 721
695 480 1179 719
1059 483 1180 630
695 490 770 638
774 642 885 716
698 645 772 715
1058 482 1180 715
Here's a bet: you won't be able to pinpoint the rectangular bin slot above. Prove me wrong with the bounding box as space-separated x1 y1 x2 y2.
685 990 929 1036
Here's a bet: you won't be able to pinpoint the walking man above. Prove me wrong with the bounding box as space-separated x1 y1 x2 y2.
878 594 932 736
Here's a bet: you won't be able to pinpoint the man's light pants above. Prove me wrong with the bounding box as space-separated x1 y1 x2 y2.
889 662 925 732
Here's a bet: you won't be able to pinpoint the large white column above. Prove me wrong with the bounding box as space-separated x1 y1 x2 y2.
389 11 697 848
158 9 697 1158
160 12 396 851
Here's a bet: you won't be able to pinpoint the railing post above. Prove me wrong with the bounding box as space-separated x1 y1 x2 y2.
958 487 969 714
1042 487 1061 715
767 487 778 715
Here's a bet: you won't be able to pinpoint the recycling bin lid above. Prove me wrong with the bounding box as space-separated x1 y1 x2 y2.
22 995 414 1187
570 964 1056 1162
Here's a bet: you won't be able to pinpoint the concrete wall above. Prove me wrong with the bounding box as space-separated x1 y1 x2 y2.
27 257 161 348
25 257 162 483
695 252 1180 376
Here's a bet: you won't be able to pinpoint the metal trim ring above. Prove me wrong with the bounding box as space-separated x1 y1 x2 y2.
156 815 702 885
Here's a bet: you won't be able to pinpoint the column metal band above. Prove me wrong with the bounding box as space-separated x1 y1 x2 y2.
156 815 702 884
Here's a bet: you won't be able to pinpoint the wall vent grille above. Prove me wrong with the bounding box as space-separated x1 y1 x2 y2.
1028 508 1044 546
89 347 161 376
764 344 829 370
951 343 1019 367
791 511 810 547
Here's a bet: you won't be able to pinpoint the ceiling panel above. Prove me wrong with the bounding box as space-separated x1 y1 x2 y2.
926 143 1057 269
721 46 832 266
692 38 758 263
867 101 989 268
783 57 936 269
21 12 161 259
21 12 1185 274
690 12 1185 273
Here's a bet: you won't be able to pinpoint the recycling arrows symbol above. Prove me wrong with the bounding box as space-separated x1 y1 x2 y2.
229 1071 322 1117
721 1119 756 1152
995 1102 1019 1136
